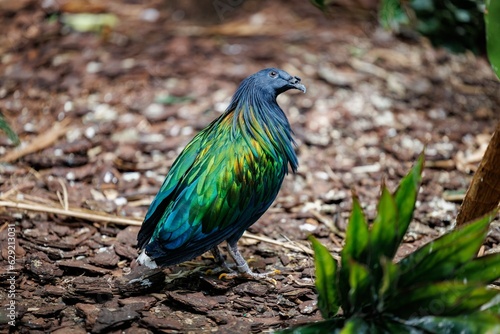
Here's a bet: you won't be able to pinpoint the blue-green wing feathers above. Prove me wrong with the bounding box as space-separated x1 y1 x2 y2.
137 111 289 266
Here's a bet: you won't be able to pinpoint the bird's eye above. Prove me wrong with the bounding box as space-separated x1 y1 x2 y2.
269 71 278 78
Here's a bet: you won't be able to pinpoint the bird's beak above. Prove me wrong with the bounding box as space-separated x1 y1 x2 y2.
289 76 306 93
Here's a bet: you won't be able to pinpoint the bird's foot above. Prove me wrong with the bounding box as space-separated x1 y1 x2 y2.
205 262 237 276
205 246 238 275
218 263 280 284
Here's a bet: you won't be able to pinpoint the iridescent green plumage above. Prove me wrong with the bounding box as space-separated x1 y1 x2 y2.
137 68 305 278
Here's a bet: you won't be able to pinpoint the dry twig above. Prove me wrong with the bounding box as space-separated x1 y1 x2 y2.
0 199 142 226
0 118 72 163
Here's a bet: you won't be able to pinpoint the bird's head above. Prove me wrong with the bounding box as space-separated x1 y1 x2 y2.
241 68 306 99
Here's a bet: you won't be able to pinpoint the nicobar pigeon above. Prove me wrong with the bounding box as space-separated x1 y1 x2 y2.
137 68 306 279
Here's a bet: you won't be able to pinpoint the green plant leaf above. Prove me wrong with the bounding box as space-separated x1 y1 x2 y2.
397 213 493 289
403 313 500 333
309 0 333 12
347 260 372 312
411 0 434 11
382 317 421 333
339 195 369 313
369 186 397 275
339 317 370 334
392 153 424 257
377 257 399 310
276 317 346 334
455 252 500 284
482 294 500 314
0 113 20 146
379 0 409 30
342 195 370 263
385 282 498 318
309 236 340 318
486 0 500 78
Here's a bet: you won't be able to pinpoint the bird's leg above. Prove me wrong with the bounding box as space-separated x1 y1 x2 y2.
211 246 226 265
222 240 279 281
205 246 236 276
212 246 237 271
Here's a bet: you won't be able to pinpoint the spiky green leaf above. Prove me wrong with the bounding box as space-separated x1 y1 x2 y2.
379 0 409 30
392 153 424 257
397 213 493 289
377 257 399 310
342 195 370 263
385 282 498 318
339 196 369 312
347 260 372 312
277 318 346 334
482 294 500 314
309 0 333 12
403 313 500 333
0 114 20 146
339 317 370 334
455 252 500 285
382 318 420 333
369 186 397 277
486 0 500 78
309 236 340 318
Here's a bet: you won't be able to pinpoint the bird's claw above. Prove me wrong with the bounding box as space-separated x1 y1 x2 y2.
206 265 236 276
206 261 237 276
219 268 280 285
218 272 238 280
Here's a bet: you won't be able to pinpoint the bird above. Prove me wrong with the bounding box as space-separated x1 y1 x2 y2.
136 68 306 279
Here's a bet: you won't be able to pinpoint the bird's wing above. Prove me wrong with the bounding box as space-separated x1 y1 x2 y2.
137 129 206 249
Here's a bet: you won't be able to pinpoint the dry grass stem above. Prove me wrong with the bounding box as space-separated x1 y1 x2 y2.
0 118 72 163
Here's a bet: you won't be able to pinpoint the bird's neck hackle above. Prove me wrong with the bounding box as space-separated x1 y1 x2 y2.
223 78 298 173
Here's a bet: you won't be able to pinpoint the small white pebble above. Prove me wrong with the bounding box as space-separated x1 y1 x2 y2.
103 171 114 183
181 126 193 136
141 8 160 22
215 101 230 113
114 197 128 206
122 172 140 182
23 123 36 132
122 58 135 69
84 126 96 139
86 61 102 74
299 223 317 232
64 101 73 112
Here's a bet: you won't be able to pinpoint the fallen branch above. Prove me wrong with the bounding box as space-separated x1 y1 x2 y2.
0 200 143 226
242 232 315 256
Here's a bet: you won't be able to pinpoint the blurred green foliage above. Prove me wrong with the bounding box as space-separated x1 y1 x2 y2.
311 0 487 54
0 114 20 146
485 0 500 78
380 0 485 53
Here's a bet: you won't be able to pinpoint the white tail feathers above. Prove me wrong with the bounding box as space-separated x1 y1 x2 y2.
137 250 158 269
